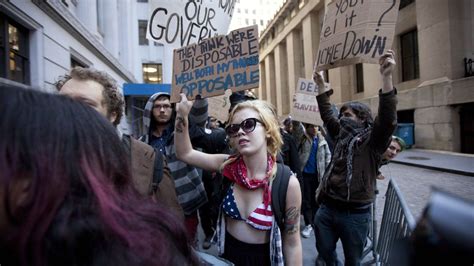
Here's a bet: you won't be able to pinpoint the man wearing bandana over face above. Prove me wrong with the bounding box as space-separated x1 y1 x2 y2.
312 50 398 266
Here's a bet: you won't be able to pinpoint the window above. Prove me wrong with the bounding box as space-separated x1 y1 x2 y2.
0 14 30 84
71 57 86 68
252 9 256 14
253 19 256 25
142 63 162 83
355 63 364 93
260 20 264 26
237 8 240 13
245 9 248 14
400 30 419 81
137 0 148 2
245 18 249 25
138 20 148 46
399 0 414 9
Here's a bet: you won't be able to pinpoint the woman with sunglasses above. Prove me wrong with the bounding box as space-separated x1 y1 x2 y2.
175 93 302 265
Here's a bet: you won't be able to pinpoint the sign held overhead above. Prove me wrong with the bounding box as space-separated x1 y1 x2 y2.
147 0 236 47
171 25 259 102
315 0 400 71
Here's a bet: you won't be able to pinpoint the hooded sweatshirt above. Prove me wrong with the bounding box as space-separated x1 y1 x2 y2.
140 92 226 215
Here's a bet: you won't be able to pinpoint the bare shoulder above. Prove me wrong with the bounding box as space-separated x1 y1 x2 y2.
287 174 301 196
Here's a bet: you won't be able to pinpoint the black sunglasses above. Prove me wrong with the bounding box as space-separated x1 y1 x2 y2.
225 118 263 137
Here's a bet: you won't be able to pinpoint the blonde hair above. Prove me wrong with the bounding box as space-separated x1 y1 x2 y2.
220 100 283 177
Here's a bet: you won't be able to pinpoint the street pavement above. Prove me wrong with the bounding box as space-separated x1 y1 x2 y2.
197 149 474 265
392 148 474 176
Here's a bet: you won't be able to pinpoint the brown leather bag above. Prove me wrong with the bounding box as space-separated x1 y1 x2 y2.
128 137 184 220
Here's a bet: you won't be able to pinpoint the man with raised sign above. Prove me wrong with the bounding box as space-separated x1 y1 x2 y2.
313 50 397 266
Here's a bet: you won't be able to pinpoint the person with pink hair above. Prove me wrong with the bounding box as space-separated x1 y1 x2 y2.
0 85 198 266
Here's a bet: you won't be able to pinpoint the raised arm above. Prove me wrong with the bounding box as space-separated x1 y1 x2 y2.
174 93 227 172
313 70 340 138
380 50 395 93
371 50 398 153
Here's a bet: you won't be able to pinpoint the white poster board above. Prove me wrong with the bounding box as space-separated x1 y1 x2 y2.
295 78 330 96
291 92 323 126
147 0 236 47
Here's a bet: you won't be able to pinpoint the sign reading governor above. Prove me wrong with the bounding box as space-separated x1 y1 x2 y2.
315 0 400 71
171 25 259 102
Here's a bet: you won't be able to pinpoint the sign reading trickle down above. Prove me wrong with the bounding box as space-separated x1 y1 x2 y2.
315 0 400 71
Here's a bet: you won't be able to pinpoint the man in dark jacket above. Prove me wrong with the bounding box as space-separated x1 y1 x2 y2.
313 50 398 266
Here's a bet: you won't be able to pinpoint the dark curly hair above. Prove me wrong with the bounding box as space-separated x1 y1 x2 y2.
55 67 124 126
339 102 374 126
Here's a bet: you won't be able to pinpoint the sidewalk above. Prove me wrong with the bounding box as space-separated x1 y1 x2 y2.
392 149 474 176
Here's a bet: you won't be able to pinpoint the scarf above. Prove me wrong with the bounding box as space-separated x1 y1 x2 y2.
222 154 275 209
322 117 372 200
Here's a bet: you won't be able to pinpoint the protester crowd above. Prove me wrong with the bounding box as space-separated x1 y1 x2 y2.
5 50 470 266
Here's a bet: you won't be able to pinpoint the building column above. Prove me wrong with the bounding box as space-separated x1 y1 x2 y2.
102 1 119 58
265 53 275 105
417 0 466 81
258 60 266 99
274 42 288 116
286 30 303 103
118 0 133 67
76 0 98 35
302 11 320 78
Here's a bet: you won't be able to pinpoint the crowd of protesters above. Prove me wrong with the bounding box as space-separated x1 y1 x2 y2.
5 51 453 266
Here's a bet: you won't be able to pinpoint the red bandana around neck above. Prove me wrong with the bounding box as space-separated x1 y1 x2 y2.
222 154 275 208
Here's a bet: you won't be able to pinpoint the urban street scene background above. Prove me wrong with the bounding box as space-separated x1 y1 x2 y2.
1 0 473 265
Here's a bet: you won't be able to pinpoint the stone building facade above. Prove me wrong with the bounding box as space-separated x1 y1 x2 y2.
257 0 474 153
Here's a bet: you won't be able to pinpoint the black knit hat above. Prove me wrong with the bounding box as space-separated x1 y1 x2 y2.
229 91 257 112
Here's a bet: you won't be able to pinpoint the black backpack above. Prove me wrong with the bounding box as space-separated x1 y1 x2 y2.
271 163 292 232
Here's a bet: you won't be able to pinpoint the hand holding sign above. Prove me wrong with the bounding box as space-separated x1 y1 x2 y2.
379 49 396 77
176 93 194 119
315 0 400 71
312 69 325 95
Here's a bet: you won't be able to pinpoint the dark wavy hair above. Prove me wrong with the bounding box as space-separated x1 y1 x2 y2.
55 67 124 126
0 86 198 266
339 102 374 126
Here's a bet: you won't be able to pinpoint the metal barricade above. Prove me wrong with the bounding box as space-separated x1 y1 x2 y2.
376 178 416 265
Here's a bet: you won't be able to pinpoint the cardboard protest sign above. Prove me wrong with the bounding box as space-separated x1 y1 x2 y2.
147 0 236 47
296 78 331 96
315 0 400 71
291 93 323 126
171 25 259 102
207 89 232 123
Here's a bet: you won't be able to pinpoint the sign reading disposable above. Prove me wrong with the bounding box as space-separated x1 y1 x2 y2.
147 0 236 47
315 0 400 71
291 92 323 126
296 78 331 96
171 25 259 102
